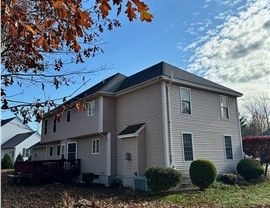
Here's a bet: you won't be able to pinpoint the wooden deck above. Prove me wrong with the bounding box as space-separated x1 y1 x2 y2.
13 159 80 183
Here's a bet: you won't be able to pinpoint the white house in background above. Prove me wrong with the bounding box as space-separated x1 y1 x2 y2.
35 62 243 189
1 117 40 162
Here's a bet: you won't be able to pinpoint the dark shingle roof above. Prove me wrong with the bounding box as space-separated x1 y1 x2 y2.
1 117 15 126
46 62 242 116
119 123 145 135
116 62 242 96
1 132 35 149
65 73 126 105
30 141 46 149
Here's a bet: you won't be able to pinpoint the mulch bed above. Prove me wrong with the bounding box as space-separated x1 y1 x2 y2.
1 170 166 208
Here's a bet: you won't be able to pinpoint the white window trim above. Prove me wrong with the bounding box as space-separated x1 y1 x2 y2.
180 87 192 115
67 142 77 159
219 95 230 120
223 134 234 160
182 132 194 162
49 145 53 157
87 100 95 116
92 138 100 154
66 110 71 122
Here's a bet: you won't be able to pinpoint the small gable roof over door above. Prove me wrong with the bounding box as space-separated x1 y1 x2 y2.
118 123 145 139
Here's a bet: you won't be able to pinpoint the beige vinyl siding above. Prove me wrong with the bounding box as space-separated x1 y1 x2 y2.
116 83 164 176
45 142 61 160
169 84 242 178
76 136 107 176
42 98 99 143
103 97 117 176
32 148 46 161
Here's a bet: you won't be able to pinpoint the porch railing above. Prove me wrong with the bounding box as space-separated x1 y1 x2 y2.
14 159 80 180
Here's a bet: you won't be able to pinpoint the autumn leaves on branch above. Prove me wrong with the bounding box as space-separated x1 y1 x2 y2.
1 0 153 123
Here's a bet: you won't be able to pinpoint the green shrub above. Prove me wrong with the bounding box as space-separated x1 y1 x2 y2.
109 177 122 188
15 153 24 162
218 173 237 185
237 158 264 180
82 173 95 184
145 166 181 193
1 154 13 169
189 159 217 191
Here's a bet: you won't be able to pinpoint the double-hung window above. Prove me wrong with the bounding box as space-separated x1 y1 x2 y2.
49 146 53 157
53 118 57 133
92 139 100 154
66 110 71 122
220 95 229 120
67 142 77 159
23 148 30 157
88 101 95 116
57 145 61 156
44 119 48 135
224 136 233 159
180 88 191 114
182 133 194 161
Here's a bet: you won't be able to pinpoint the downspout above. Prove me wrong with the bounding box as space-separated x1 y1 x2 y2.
166 71 174 168
161 81 170 167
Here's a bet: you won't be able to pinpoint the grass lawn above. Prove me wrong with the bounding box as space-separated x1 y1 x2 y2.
164 179 270 207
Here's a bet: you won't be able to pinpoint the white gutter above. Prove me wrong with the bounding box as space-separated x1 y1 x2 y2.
106 132 112 185
161 82 170 167
167 72 174 168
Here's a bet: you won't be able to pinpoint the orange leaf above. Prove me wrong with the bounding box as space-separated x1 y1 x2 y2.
36 23 43 32
8 23 17 36
35 36 44 47
53 1 63 8
140 10 153 22
43 38 49 51
72 41 81 52
125 1 136 21
99 0 111 18
25 24 37 35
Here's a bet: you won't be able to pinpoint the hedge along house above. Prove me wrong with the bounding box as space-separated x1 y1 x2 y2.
36 62 243 188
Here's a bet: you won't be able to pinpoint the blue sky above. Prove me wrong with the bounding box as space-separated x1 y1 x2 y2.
2 0 270 131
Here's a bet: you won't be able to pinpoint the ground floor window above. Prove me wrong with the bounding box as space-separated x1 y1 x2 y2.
224 136 233 159
49 146 53 157
67 142 77 159
92 139 100 154
182 133 194 161
22 148 30 157
57 145 61 156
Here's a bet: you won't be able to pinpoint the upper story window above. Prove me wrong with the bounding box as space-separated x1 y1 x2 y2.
182 133 194 161
92 139 100 154
88 101 95 116
44 119 48 135
66 110 71 122
220 95 229 120
180 87 191 115
224 136 233 159
53 118 57 133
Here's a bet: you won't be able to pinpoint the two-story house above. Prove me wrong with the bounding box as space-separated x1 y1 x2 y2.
1 117 41 162
36 62 243 188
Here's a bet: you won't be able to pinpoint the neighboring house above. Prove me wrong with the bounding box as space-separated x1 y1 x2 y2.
1 117 41 162
35 62 243 188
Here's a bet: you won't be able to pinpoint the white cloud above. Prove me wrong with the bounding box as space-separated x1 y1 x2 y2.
187 0 270 100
